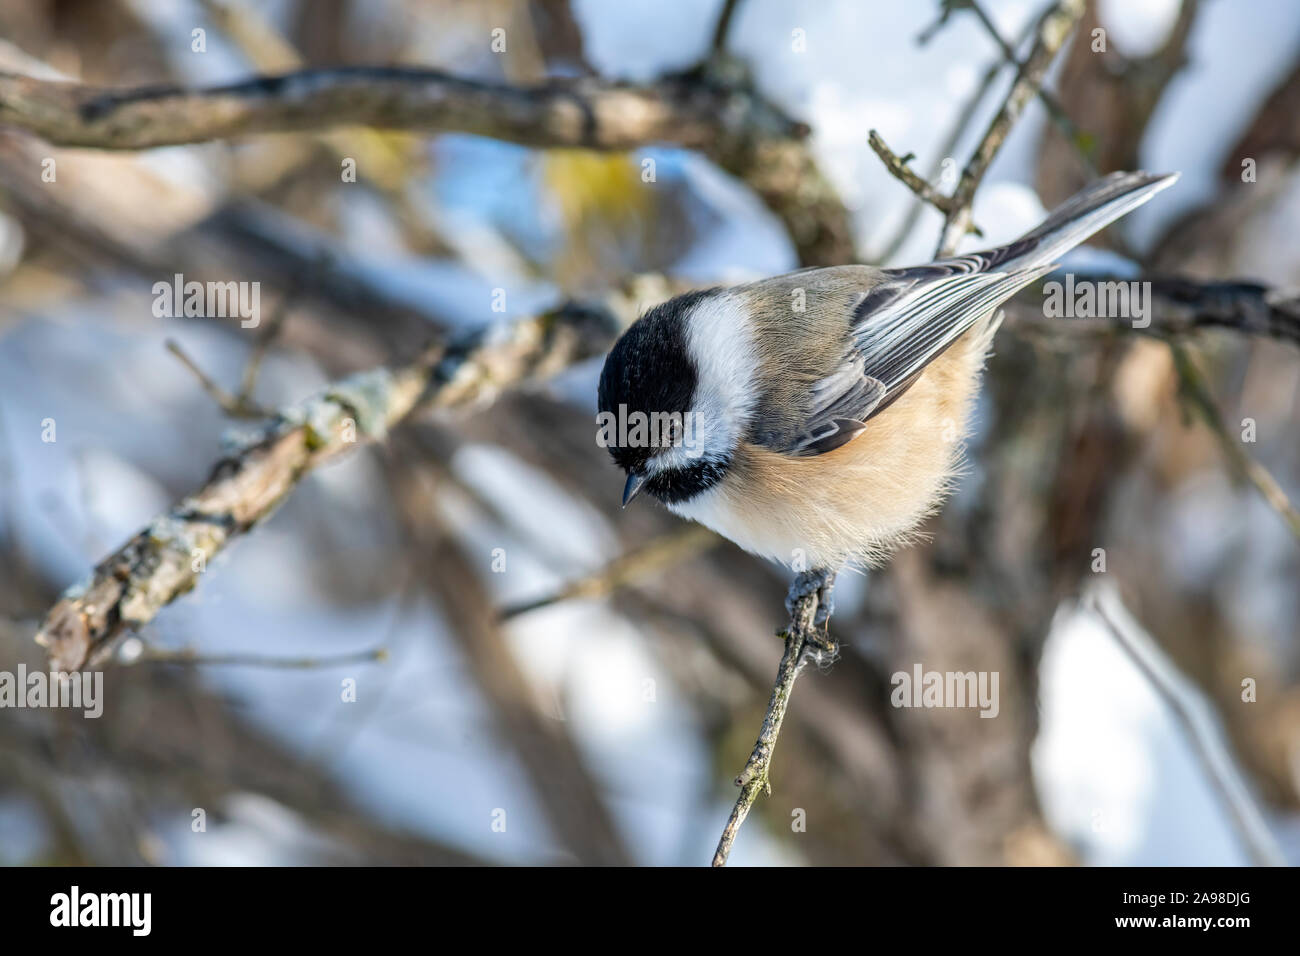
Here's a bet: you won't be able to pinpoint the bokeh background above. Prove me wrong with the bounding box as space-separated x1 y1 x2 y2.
1 0 1299 866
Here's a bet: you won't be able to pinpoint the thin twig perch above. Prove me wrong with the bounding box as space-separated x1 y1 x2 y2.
712 576 833 867
868 129 984 238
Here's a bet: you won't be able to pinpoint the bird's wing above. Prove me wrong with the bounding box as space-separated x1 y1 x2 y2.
774 170 1180 458
778 262 1050 457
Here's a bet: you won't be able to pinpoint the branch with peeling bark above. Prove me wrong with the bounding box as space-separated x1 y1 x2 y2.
34 302 616 672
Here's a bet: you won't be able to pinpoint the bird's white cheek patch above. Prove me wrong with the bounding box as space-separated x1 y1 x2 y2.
683 293 760 443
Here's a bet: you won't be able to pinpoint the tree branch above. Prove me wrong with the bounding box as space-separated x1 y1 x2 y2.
872 14 1041 263
710 0 745 53
868 129 983 236
1146 278 1300 346
0 66 777 151
1090 593 1285 866
1005 275 1300 349
34 302 616 672
964 0 1097 173
1169 340 1300 542
499 525 718 620
936 0 1085 256
868 129 956 214
138 644 388 668
712 574 834 867
0 62 856 266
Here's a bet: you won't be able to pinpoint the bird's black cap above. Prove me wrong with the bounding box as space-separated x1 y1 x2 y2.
597 288 730 504
597 289 713 475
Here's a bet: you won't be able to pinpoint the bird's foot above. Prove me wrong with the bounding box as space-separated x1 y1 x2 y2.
784 567 838 655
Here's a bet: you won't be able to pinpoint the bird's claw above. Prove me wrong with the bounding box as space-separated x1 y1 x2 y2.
785 568 827 615
784 567 838 654
812 574 836 627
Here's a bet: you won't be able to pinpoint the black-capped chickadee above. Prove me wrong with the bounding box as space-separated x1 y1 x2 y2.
597 171 1177 610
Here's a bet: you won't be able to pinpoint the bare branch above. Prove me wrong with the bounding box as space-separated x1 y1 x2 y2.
163 290 295 419
1090 594 1285 866
964 0 1097 173
499 525 718 620
1005 276 1300 349
238 290 294 405
34 302 616 672
0 62 855 265
138 644 388 668
873 14 1039 263
868 129 983 236
1146 278 1300 346
1168 341 1300 542
868 129 955 214
712 574 835 867
165 339 272 419
936 0 1085 256
710 0 745 53
0 66 782 151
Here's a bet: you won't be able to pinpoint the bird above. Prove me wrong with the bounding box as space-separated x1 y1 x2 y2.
597 171 1178 624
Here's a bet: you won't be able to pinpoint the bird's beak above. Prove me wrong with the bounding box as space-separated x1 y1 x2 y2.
622 472 646 508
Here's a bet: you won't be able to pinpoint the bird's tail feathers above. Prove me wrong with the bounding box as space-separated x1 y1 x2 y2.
979 170 1179 274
